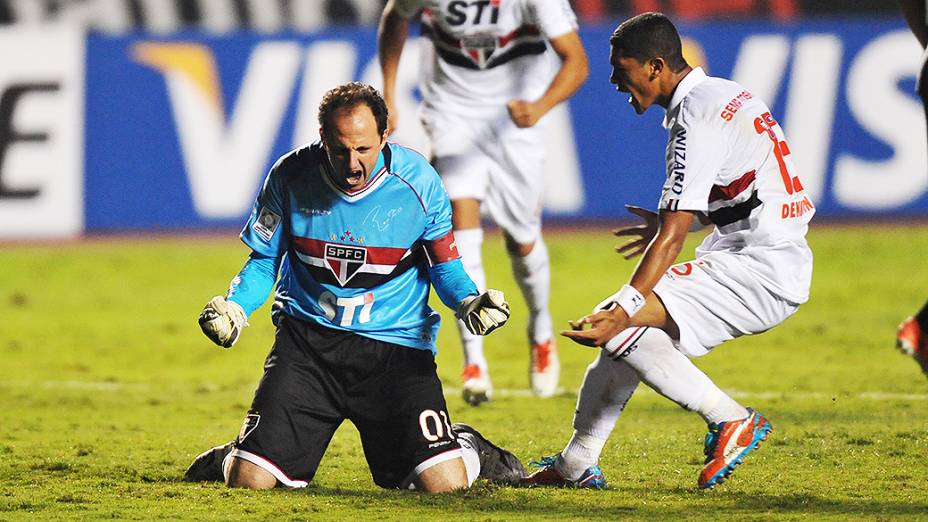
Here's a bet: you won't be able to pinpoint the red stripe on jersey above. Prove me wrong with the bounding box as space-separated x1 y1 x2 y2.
498 24 541 47
292 237 409 265
709 170 756 203
424 231 460 266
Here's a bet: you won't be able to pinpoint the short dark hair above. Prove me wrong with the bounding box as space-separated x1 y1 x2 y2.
610 12 688 72
318 82 389 136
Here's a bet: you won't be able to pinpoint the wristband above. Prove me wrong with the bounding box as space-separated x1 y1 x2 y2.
614 284 645 318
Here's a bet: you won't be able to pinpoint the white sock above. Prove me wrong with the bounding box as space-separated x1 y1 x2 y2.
556 433 607 481
454 228 487 370
698 387 751 425
457 437 481 486
617 328 749 423
509 239 552 344
558 351 639 479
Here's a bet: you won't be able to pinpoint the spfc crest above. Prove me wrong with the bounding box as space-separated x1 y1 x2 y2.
324 243 367 285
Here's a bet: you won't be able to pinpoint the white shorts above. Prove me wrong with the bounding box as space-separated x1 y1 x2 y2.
652 251 800 358
422 110 545 245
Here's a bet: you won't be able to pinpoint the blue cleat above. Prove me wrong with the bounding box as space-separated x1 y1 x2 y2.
521 454 607 489
699 408 772 489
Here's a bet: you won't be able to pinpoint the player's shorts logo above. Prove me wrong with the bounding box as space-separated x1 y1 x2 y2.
324 243 367 286
238 413 260 443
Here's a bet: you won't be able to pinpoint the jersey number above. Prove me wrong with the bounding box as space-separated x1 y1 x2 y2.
319 291 374 327
419 409 453 442
754 112 804 195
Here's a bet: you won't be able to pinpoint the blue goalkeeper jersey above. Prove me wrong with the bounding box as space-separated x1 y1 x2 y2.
230 141 476 353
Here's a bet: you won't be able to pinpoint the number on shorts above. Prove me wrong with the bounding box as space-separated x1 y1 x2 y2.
419 409 453 442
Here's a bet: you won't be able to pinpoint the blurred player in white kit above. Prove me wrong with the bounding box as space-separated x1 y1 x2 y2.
522 12 814 489
379 0 589 405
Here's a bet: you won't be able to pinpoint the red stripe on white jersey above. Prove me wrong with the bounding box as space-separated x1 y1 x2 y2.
709 170 756 203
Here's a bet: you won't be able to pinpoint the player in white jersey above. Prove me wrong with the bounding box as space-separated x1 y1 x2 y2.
379 0 589 404
522 12 814 490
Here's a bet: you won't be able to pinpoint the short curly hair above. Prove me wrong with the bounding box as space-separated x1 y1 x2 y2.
317 82 389 137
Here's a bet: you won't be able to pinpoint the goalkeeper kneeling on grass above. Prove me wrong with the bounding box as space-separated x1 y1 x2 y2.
184 82 524 492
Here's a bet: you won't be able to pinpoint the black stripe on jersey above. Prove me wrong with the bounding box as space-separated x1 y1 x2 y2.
303 247 424 288
485 41 547 68
708 190 762 227
423 25 547 70
433 44 481 69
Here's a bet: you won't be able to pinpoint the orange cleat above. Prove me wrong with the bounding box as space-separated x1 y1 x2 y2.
530 340 560 398
896 316 928 377
461 364 492 406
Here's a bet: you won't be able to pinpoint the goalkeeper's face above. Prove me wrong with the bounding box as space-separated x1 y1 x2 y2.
321 104 387 191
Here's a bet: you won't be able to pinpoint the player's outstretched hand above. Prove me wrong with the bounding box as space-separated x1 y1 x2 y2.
457 289 510 336
561 307 630 349
198 296 248 348
613 205 659 259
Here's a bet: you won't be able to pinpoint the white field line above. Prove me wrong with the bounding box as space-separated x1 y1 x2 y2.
0 381 926 401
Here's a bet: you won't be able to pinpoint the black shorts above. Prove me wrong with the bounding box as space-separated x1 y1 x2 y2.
232 314 460 488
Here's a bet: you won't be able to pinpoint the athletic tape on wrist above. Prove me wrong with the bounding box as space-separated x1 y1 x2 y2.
615 284 645 318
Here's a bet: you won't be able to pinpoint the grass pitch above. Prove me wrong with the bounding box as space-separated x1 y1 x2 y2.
1 224 927 520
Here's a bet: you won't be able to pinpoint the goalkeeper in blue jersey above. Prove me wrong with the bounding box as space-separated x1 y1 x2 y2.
184 82 524 492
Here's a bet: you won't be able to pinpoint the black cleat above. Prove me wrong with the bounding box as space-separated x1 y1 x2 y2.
183 441 234 482
452 423 526 485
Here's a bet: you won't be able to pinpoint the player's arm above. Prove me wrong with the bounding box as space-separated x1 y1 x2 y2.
199 161 288 348
614 205 708 259
198 252 282 349
507 30 589 128
378 0 416 134
565 114 722 348
562 210 694 347
419 160 510 335
425 234 510 336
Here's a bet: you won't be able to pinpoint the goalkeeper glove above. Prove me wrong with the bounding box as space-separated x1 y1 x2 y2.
198 296 249 348
456 289 510 336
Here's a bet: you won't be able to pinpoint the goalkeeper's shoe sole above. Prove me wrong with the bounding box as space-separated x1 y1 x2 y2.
896 316 928 376
453 423 525 485
530 340 559 398
521 454 607 490
183 441 234 482
698 409 772 489
461 364 492 406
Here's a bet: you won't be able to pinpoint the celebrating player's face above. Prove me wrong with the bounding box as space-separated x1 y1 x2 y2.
322 104 386 191
609 48 657 114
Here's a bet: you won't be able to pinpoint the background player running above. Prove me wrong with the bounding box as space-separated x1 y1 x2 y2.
379 0 589 404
